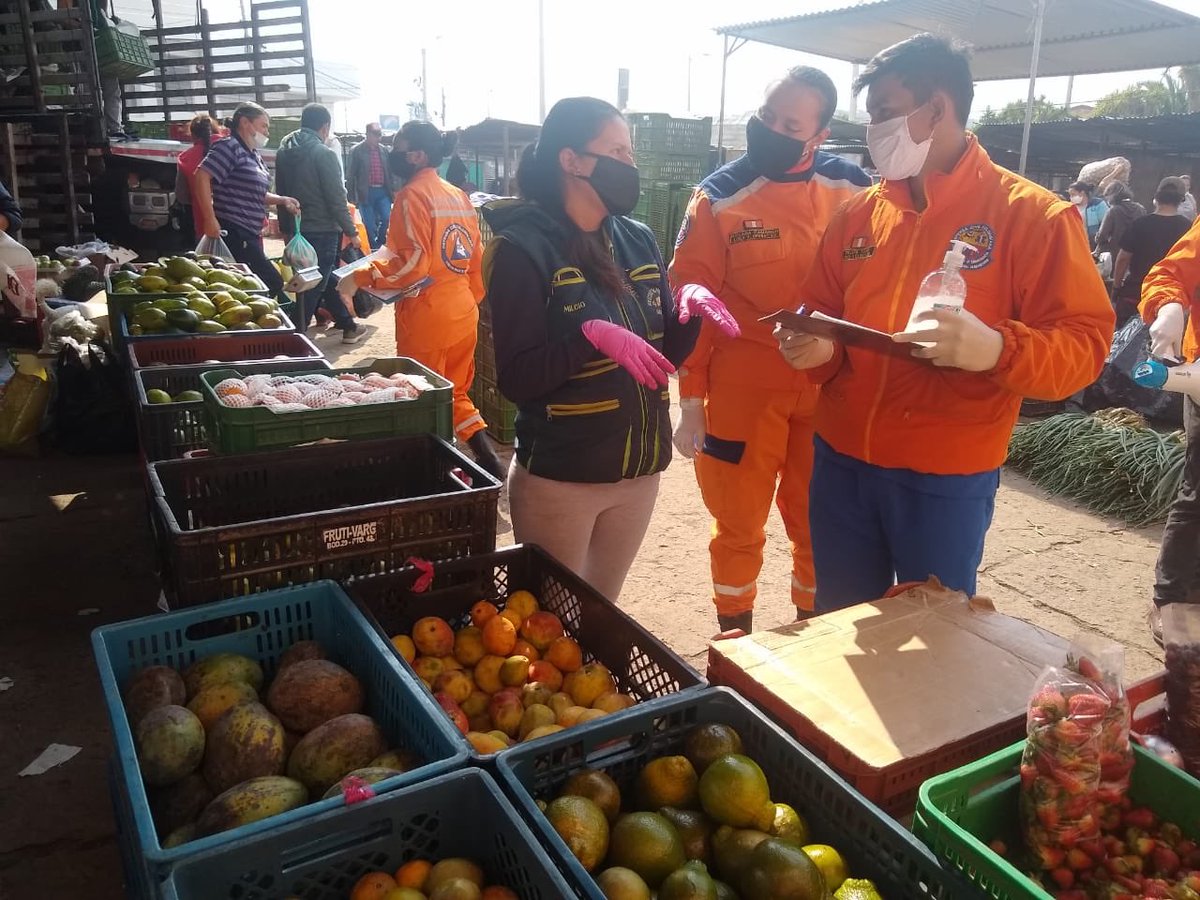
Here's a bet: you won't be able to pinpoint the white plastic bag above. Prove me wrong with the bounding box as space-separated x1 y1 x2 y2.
283 215 319 270
195 233 235 262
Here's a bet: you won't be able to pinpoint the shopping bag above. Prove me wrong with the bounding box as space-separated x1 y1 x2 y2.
52 341 136 455
195 232 235 262
283 215 319 270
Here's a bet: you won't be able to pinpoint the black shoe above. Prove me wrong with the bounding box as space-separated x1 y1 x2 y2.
795 606 818 622
466 431 507 482
1149 602 1164 648
716 611 753 634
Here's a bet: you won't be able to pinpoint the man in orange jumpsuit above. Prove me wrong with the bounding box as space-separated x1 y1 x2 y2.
776 34 1114 612
340 121 505 480
669 67 872 633
1139 217 1200 642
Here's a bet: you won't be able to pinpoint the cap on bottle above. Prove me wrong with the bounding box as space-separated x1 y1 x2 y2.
1133 359 1169 389
943 240 972 270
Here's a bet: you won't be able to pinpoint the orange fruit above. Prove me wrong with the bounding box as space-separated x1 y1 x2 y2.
481 888 519 900
474 655 506 694
528 660 564 693
470 601 499 627
394 859 432 889
411 656 445 684
382 889 425 900
482 616 517 656
390 634 416 663
350 871 398 900
520 611 565 652
593 691 636 713
511 638 540 662
500 655 531 687
546 795 610 872
564 662 616 708
454 627 487 667
411 617 454 657
433 669 473 704
546 636 584 673
505 590 539 621
499 608 524 629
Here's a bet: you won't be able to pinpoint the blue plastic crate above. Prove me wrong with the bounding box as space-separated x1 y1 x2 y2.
161 769 573 900
92 582 468 896
497 686 978 900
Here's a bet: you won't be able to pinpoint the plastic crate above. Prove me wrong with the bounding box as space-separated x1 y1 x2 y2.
346 544 706 762
134 357 331 461
497 686 973 899
477 374 516 444
128 331 323 369
95 23 154 79
92 582 468 895
118 307 296 346
913 740 1200 900
149 434 500 607
628 113 712 154
198 358 454 454
161 769 573 900
634 149 707 183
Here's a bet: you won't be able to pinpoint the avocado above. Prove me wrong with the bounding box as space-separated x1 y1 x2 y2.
173 390 204 403
246 300 272 319
132 307 168 330
143 265 168 280
226 288 252 304
164 283 193 294
151 298 188 311
205 270 242 287
165 256 207 281
187 297 217 319
196 319 227 333
136 275 170 292
239 276 266 291
216 305 252 326
110 270 136 284
165 308 201 331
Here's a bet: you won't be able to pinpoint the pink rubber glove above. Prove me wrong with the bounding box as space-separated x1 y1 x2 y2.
581 319 674 389
676 283 741 338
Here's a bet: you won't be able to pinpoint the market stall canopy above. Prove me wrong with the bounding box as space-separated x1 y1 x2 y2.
716 0 1200 81
976 113 1200 160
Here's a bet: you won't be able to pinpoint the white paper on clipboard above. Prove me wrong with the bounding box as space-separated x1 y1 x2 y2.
331 247 432 303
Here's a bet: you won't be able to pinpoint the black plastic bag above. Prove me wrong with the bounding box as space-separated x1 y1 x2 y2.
338 243 384 319
1077 316 1184 426
53 341 137 454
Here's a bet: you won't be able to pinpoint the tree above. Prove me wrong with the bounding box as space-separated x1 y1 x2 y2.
1094 69 1193 118
976 95 1065 125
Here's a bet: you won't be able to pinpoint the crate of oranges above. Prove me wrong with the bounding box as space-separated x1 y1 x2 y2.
346 544 707 760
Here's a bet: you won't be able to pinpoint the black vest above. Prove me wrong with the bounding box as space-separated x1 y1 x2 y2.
484 202 673 483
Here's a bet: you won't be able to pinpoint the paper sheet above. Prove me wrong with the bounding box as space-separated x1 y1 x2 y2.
19 743 81 777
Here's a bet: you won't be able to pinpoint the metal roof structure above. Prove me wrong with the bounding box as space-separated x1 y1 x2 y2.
716 0 1200 81
976 113 1200 159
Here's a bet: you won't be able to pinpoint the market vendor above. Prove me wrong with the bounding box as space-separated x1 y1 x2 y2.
1139 216 1200 643
0 178 21 234
669 67 871 634
775 33 1115 611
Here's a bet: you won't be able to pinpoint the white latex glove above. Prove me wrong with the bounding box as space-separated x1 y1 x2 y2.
774 325 835 370
673 397 706 458
1150 303 1187 361
893 308 1004 372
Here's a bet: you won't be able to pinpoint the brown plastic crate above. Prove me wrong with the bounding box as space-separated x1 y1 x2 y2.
148 435 500 608
127 331 323 369
345 544 706 762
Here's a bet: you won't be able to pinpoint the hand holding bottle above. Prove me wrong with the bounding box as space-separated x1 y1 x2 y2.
894 307 1004 371
1150 304 1187 361
676 284 741 338
581 319 675 389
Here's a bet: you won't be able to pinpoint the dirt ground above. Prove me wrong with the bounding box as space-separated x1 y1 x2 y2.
0 305 1166 898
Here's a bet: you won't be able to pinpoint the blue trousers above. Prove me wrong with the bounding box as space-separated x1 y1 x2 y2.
810 436 999 611
296 231 354 331
363 186 392 248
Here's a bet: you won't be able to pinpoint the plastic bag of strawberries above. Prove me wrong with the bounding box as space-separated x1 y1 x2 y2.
1019 638 1134 874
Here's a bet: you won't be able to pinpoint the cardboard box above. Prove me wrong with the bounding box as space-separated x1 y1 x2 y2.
706 578 1072 815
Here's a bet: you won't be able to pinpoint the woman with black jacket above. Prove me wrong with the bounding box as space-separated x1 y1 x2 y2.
482 97 728 602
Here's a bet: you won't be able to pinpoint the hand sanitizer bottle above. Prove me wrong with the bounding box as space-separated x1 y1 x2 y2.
1134 358 1200 403
904 240 971 347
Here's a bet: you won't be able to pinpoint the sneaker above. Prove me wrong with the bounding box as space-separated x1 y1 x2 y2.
341 324 368 344
1149 602 1164 648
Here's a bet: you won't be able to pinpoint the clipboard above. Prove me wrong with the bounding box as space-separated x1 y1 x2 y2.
761 307 918 359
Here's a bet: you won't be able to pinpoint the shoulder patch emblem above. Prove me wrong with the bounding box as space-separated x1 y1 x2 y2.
440 222 473 274
952 223 996 270
675 213 691 248
842 234 875 260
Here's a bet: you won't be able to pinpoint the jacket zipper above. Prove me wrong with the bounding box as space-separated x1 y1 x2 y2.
861 209 923 462
545 399 620 420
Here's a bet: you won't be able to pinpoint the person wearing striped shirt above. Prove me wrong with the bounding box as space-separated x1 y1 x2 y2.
193 102 299 299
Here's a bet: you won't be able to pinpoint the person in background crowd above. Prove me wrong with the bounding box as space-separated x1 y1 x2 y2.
0 178 21 234
446 154 470 191
1096 181 1146 259
1068 180 1107 249
669 67 871 634
193 102 298 301
1178 175 1196 222
1111 176 1190 326
774 33 1114 612
339 121 506 480
175 114 223 244
1139 216 1200 642
348 123 394 248
480 97 705 602
275 103 367 344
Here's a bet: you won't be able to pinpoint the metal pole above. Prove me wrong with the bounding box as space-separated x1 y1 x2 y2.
717 34 729 158
1064 74 1075 115
537 0 546 123
1019 0 1047 176
850 63 861 122
687 56 692 112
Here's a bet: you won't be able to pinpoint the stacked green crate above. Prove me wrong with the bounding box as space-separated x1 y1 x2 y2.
627 113 710 262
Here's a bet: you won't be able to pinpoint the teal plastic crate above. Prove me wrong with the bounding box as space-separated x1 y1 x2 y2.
92 582 468 897
198 358 453 454
498 686 976 900
161 770 574 900
914 740 1200 900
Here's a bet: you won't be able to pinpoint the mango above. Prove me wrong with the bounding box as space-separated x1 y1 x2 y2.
136 275 169 292
217 305 253 327
166 256 207 282
202 701 286 795
124 665 185 728
186 680 258 731
196 320 226 333
162 823 198 848
266 659 364 733
149 772 212 837
320 766 402 800
287 713 387 798
183 653 263 699
195 775 307 837
136 705 205 788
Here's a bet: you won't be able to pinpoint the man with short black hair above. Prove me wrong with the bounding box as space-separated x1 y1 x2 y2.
275 103 367 343
348 123 393 247
775 33 1115 611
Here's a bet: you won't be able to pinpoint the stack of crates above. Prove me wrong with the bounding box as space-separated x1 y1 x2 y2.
628 113 712 261
471 205 518 444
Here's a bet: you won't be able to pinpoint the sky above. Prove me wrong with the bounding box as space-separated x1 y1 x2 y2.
185 0 1198 131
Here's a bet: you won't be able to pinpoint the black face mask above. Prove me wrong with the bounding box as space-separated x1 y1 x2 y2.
579 154 641 216
746 116 811 178
391 154 417 181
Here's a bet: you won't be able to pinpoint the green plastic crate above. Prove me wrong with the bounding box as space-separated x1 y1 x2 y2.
628 113 712 154
635 149 707 183
913 740 1200 900
475 374 516 444
95 22 154 79
199 358 453 454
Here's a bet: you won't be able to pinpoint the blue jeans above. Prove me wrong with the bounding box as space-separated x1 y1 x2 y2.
809 436 999 611
364 186 392 248
296 231 354 331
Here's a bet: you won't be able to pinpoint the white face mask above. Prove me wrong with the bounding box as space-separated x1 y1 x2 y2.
1070 195 1086 206
866 106 932 181
253 131 270 149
